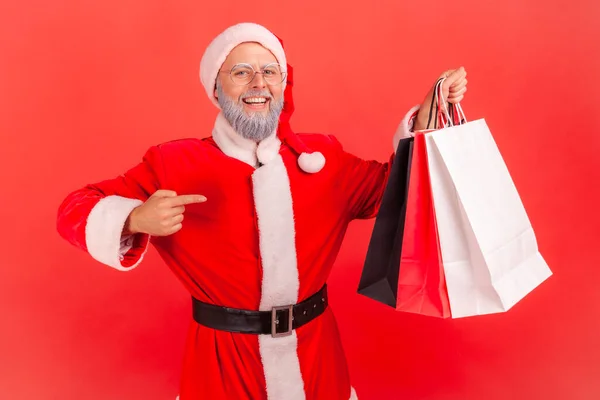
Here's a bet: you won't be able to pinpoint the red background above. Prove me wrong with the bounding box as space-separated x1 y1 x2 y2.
2 1 599 399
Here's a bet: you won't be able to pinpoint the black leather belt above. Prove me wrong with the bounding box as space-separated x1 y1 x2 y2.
192 284 328 338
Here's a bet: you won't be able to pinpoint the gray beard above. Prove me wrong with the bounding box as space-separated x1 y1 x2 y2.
216 80 284 142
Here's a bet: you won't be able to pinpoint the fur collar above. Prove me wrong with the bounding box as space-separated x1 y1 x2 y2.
211 112 281 168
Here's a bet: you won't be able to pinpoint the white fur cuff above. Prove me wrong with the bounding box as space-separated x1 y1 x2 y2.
85 195 146 271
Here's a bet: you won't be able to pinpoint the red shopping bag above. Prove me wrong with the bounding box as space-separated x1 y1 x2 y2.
358 78 452 317
396 131 451 318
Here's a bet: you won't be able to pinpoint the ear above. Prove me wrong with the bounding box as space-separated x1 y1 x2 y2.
213 76 221 101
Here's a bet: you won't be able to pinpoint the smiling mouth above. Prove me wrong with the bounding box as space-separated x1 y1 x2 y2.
243 97 269 105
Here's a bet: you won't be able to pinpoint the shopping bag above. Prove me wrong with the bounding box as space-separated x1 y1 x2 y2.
425 84 552 318
395 131 451 318
357 137 414 307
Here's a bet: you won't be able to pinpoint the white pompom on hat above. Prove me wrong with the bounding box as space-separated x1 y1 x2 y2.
278 124 326 173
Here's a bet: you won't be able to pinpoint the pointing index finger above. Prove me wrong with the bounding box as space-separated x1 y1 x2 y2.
171 194 207 206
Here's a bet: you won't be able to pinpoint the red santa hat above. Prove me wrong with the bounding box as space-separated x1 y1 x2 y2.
199 22 325 173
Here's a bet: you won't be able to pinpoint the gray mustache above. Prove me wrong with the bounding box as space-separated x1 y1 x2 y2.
241 90 273 100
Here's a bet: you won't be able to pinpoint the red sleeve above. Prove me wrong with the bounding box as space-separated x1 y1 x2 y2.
336 105 418 219
330 136 396 220
56 145 166 271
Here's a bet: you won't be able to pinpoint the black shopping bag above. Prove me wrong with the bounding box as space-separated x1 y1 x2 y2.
357 137 414 307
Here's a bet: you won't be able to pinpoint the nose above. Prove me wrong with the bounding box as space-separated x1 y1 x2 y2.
251 72 267 88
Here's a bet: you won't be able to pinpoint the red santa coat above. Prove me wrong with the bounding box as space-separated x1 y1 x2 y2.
57 107 418 400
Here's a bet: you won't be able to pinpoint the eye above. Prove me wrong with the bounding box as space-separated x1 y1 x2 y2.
231 65 254 77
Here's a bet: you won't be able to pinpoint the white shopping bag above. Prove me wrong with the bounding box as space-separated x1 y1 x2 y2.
424 81 552 318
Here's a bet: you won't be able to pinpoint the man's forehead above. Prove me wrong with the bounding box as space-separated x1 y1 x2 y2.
224 42 278 64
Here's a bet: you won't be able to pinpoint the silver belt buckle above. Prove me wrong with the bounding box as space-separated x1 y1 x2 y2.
271 305 294 338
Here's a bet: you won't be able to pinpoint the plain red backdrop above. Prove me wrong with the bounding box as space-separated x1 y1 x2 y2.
1 1 599 399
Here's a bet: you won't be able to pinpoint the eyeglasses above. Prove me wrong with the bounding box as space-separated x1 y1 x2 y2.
219 63 287 86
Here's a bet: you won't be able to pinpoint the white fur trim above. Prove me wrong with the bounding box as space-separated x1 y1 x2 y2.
252 155 299 309
393 104 421 151
177 386 356 399
256 133 282 166
258 333 304 400
298 151 325 173
200 22 287 108
212 113 281 168
85 195 147 271
252 155 304 400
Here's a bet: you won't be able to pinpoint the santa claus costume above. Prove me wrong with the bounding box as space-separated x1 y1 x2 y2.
57 22 418 400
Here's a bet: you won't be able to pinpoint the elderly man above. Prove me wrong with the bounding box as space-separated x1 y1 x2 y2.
57 22 467 400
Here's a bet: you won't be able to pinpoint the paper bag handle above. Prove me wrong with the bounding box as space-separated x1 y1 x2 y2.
429 77 468 129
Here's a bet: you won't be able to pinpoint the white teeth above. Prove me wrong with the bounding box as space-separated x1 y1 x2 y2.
244 97 267 104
